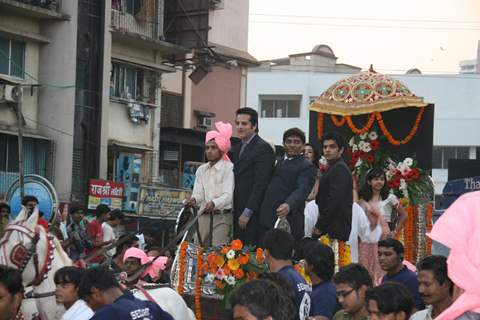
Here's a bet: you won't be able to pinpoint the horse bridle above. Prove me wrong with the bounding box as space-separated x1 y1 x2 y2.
0 223 55 287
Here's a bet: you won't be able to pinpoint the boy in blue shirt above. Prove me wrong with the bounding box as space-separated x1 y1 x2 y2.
304 241 339 319
78 266 173 320
264 229 311 320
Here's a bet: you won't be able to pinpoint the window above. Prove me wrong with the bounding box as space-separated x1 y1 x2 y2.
0 37 25 78
161 93 183 127
259 95 301 118
125 0 143 15
110 62 158 104
432 146 471 169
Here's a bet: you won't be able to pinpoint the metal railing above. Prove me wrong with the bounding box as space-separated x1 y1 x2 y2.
111 8 162 42
10 0 59 11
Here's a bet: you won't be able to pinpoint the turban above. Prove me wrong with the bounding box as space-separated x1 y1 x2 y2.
427 191 480 320
205 121 232 161
123 247 168 280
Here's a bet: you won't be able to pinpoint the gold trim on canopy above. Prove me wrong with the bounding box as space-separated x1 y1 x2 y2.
309 67 428 116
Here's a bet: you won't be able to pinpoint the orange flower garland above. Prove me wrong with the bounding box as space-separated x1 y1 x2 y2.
177 241 188 296
345 114 376 134
426 203 433 255
375 108 424 146
195 247 204 320
338 241 352 267
317 112 324 139
330 115 346 127
403 206 415 263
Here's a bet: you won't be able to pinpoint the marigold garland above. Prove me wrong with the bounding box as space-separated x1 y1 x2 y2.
338 241 351 267
375 108 424 146
177 241 188 296
403 206 415 263
317 112 324 139
426 203 433 255
195 247 204 320
345 114 376 134
330 115 346 127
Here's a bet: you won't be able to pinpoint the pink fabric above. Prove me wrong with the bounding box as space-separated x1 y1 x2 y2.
123 247 168 280
427 191 480 320
205 122 232 161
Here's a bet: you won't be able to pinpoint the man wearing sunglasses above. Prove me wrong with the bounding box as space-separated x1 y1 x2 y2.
332 264 373 320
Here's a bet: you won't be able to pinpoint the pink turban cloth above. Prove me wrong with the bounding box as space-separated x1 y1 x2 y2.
205 121 232 161
427 191 480 320
123 247 168 280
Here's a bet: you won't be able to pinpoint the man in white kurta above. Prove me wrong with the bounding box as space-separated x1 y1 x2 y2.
348 202 383 263
185 122 234 246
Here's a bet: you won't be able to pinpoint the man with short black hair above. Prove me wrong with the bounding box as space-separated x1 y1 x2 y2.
0 203 11 237
315 132 352 243
0 266 24 320
365 282 415 320
258 127 315 242
78 266 173 320
54 266 93 320
103 209 124 259
230 279 296 320
86 204 112 264
304 242 338 320
332 264 372 320
378 238 424 310
264 229 311 320
231 107 275 245
410 255 453 320
66 205 92 261
21 195 38 214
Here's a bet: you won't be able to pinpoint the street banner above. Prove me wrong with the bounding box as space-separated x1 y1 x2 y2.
137 185 191 219
88 179 124 210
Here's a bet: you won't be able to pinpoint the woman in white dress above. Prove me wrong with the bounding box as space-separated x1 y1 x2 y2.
357 168 408 285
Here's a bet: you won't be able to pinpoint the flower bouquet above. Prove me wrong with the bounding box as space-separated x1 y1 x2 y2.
347 130 389 179
386 157 433 205
201 239 267 308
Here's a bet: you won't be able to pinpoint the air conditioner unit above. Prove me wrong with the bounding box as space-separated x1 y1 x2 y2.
198 116 213 128
210 0 224 9
3 85 23 102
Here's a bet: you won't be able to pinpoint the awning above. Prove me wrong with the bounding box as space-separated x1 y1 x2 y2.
0 129 51 140
111 55 177 73
208 42 260 67
109 140 154 151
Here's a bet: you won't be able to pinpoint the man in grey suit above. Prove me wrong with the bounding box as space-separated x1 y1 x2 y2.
258 128 316 244
230 107 275 245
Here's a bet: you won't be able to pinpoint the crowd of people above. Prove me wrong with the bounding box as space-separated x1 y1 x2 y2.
0 106 478 320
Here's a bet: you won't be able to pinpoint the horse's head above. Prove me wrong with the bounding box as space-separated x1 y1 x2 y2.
0 206 55 287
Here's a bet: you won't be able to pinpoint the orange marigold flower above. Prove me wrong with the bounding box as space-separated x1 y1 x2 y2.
222 265 231 275
214 280 225 289
247 271 257 280
238 254 249 265
220 246 230 255
256 248 264 263
207 252 217 267
227 258 240 271
230 239 243 251
216 255 225 267
234 268 245 279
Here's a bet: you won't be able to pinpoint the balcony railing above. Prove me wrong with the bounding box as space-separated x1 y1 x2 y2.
111 8 162 43
10 0 58 11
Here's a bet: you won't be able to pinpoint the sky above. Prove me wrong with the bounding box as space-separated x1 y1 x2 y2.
248 0 480 74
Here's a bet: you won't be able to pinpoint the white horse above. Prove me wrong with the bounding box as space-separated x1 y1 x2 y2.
0 207 71 319
0 207 195 320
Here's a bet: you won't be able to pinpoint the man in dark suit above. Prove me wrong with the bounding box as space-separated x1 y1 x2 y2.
315 132 352 242
230 107 275 245
258 128 316 244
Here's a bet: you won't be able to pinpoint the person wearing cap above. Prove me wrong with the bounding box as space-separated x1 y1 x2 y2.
103 209 124 259
185 121 234 246
122 247 168 287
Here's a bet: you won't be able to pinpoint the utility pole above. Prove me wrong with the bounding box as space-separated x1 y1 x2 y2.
16 98 25 200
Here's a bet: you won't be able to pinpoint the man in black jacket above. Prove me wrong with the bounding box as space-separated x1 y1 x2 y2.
258 128 315 243
315 132 352 242
230 107 275 245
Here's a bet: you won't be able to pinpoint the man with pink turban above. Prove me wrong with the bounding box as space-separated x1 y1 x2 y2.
427 191 480 320
185 121 234 246
122 247 168 287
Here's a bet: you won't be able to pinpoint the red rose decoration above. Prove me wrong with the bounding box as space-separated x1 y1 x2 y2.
370 140 380 150
366 154 375 164
410 168 420 180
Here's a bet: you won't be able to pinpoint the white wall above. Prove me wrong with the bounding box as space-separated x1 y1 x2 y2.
208 0 249 51
247 70 480 193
